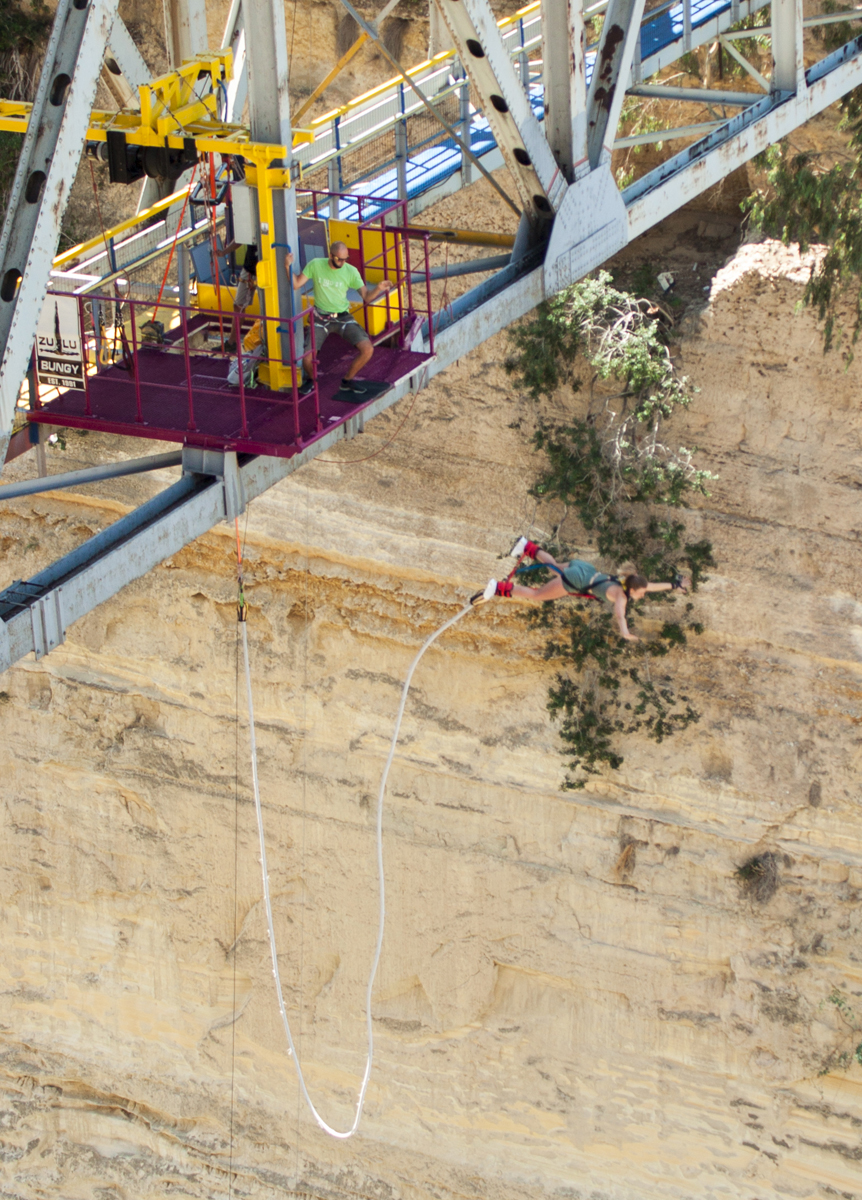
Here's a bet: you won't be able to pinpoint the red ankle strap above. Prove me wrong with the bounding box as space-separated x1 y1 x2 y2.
525 540 539 558
496 580 513 598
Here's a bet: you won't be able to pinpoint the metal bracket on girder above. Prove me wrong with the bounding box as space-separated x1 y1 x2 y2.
544 165 628 295
182 446 246 521
30 588 65 660
222 452 246 522
182 446 229 478
344 410 366 439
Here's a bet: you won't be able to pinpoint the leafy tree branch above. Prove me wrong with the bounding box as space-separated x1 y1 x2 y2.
505 272 715 786
745 7 862 359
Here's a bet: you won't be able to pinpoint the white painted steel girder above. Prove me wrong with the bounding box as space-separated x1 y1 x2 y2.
541 0 587 182
543 163 628 294
100 58 137 108
103 16 151 108
585 0 647 168
627 84 757 107
0 394 421 674
429 2 454 57
107 16 150 90
626 34 862 239
433 0 566 218
244 0 300 354
221 0 248 123
772 0 804 93
0 0 117 470
428 265 544 374
0 470 232 674
163 0 208 68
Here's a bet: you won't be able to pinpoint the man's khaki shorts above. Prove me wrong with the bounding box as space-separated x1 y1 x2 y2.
311 310 370 354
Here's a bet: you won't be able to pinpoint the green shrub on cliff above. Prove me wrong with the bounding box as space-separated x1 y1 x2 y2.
745 15 862 361
745 140 862 359
505 272 715 787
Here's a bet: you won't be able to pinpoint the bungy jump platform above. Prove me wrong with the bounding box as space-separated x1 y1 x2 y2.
28 335 432 460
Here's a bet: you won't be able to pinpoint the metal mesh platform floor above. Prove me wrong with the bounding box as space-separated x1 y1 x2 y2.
28 341 432 459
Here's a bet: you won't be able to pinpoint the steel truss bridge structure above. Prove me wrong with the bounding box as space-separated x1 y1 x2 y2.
0 0 861 674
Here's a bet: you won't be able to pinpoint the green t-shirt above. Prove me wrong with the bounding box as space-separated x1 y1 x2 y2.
304 256 364 313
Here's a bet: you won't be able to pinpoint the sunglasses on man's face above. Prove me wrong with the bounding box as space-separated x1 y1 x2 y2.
330 253 349 267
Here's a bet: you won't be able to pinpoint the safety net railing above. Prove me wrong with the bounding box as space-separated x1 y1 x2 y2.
50 200 226 300
48 157 236 300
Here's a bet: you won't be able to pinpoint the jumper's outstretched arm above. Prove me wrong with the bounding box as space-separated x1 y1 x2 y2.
645 575 691 594
611 587 637 641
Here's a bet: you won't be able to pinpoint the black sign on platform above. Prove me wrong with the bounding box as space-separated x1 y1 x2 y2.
36 357 85 391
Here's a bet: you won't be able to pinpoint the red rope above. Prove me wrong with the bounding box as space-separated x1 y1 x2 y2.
505 553 527 583
152 163 198 321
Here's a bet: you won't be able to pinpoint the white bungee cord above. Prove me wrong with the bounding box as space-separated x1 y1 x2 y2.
239 596 480 1139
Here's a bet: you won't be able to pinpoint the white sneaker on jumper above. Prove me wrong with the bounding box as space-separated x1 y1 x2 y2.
470 578 499 606
510 536 528 558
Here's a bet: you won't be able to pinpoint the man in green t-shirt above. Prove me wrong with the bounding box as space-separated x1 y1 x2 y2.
285 242 393 397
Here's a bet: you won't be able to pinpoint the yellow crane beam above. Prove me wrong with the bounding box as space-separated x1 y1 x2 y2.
405 226 516 249
293 34 370 126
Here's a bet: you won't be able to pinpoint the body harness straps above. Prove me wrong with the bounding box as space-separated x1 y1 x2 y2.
511 560 621 601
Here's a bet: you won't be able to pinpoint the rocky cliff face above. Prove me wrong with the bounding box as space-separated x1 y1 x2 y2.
1 227 862 1199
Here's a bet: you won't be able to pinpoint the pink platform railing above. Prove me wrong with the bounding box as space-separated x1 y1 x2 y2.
31 198 440 448
34 291 321 449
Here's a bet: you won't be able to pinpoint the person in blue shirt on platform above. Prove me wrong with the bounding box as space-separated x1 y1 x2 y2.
285 243 393 397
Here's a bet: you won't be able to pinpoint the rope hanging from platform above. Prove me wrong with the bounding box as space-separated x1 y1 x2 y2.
152 163 198 323
238 568 473 1138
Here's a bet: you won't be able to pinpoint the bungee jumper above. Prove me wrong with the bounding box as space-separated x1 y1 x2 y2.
473 538 691 643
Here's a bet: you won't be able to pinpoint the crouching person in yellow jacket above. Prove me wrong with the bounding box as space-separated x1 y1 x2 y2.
227 320 265 387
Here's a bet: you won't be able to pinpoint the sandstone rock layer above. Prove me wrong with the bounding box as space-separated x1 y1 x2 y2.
1 228 861 1198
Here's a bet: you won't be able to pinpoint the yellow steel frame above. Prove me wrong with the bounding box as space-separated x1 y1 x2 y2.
0 49 311 391
0 52 292 157
293 34 369 126
53 187 192 269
